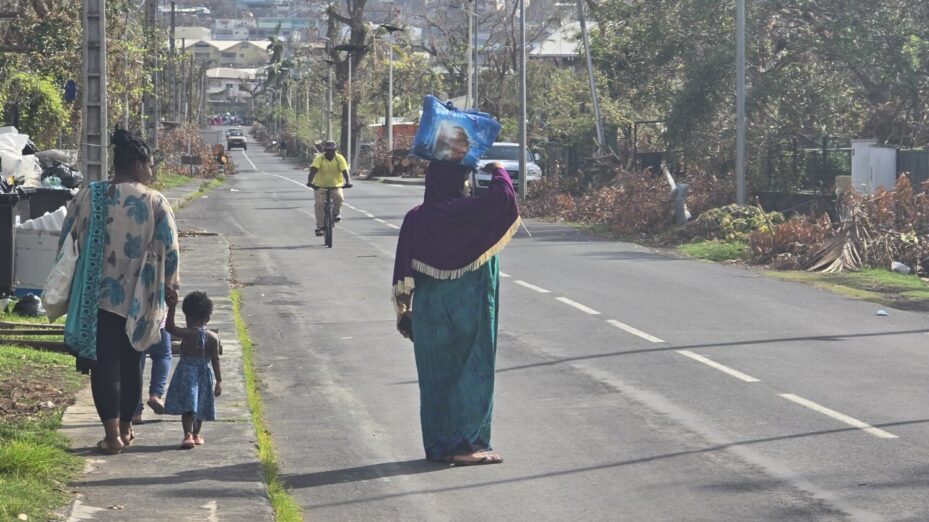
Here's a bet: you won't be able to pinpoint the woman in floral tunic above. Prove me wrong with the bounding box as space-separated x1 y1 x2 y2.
57 129 180 454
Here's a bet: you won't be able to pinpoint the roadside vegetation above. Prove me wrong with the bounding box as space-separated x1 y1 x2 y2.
232 291 303 522
0 324 83 521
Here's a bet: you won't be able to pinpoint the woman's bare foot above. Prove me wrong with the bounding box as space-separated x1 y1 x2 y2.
451 450 503 466
147 395 165 414
96 438 124 455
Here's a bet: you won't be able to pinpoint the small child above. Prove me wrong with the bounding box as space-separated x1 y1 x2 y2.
163 289 222 449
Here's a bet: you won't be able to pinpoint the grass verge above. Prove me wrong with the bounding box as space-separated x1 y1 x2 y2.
152 172 194 193
767 268 929 312
231 290 303 521
173 176 226 211
0 345 83 521
678 239 750 262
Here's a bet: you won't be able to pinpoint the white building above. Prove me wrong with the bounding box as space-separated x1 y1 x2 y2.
206 67 261 105
213 19 256 41
175 26 212 41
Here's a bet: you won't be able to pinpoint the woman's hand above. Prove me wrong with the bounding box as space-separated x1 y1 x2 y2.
481 161 504 173
214 381 223 397
165 286 179 308
397 312 414 340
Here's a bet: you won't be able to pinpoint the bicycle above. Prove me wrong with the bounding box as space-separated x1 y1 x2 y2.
307 183 352 248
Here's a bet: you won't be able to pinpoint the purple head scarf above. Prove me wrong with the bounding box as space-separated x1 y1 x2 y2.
392 162 520 306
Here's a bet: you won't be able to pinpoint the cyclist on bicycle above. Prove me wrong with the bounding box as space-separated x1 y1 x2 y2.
307 140 352 236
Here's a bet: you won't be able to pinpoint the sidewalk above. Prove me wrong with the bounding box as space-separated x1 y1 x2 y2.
59 181 272 521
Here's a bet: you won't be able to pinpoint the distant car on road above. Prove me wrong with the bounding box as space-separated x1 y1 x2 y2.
226 128 247 150
472 142 542 195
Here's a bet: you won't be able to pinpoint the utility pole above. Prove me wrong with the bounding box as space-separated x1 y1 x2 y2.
518 0 527 198
170 2 177 122
144 0 160 150
578 0 604 153
735 0 746 204
465 0 472 108
473 0 479 109
324 59 334 139
82 0 108 183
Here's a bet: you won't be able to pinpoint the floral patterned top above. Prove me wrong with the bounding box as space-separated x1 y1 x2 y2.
60 182 180 347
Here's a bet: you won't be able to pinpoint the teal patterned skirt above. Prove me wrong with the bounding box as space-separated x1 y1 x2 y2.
164 357 216 421
412 256 499 462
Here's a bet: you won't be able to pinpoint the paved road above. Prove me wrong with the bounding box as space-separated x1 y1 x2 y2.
186 146 929 521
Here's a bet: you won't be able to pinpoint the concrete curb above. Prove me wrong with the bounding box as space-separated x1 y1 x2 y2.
377 177 425 186
59 183 272 521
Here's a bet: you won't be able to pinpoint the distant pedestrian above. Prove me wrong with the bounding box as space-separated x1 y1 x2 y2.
55 129 180 454
392 161 519 465
163 289 222 449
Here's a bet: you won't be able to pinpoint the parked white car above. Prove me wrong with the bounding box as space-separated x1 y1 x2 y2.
472 142 542 195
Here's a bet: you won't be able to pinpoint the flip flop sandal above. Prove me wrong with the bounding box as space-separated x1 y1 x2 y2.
96 439 122 455
147 397 166 414
121 432 135 447
451 453 503 466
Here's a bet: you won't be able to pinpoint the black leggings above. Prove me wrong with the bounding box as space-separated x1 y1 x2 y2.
91 310 144 423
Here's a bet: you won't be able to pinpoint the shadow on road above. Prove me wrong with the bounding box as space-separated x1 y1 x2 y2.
305 418 929 510
281 459 446 489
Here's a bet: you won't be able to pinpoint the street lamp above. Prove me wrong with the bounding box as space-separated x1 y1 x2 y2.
518 0 527 198
324 59 335 140
736 0 746 204
334 43 367 167
378 24 404 155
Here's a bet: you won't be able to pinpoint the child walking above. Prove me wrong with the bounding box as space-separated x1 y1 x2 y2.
163 289 222 449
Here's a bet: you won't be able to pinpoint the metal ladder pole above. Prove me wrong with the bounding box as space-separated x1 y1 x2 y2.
144 0 160 149
82 0 108 183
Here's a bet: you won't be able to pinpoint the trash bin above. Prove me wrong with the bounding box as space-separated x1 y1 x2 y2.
0 191 19 297
18 187 74 220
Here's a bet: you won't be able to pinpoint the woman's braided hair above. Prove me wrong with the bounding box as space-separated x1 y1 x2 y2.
111 128 152 175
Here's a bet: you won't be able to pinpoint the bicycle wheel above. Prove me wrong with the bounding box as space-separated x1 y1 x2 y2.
324 202 334 248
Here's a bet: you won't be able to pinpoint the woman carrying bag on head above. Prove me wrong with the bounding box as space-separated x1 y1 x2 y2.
54 129 180 454
392 161 519 465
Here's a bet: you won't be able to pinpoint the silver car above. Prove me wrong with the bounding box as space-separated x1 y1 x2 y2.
472 142 542 195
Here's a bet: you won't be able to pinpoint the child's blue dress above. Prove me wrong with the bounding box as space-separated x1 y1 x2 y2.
164 328 216 421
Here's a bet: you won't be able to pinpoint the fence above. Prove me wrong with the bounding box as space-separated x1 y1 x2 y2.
761 136 851 194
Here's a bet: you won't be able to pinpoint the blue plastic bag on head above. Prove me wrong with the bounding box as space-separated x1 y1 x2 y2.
411 95 501 167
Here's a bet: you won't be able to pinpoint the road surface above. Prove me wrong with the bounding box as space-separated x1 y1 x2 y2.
182 145 929 521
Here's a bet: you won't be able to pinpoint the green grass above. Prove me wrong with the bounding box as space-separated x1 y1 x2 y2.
678 240 750 262
0 345 83 521
151 172 194 192
768 268 929 310
232 291 303 521
174 176 226 210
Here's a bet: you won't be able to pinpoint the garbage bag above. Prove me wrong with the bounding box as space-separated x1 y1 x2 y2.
12 293 46 317
36 149 79 169
41 163 83 189
411 95 501 168
21 139 38 156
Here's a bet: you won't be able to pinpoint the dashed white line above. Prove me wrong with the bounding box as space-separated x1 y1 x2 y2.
345 204 357 210
500 272 511 278
363 211 376 218
375 218 388 224
270 173 311 189
608 320 665 343
677 350 759 382
555 297 600 315
779 393 898 439
386 223 400 229
514 280 550 294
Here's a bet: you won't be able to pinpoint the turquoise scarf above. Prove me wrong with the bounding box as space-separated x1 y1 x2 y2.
65 182 108 364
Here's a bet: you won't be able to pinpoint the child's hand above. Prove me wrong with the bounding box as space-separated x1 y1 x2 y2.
214 381 222 397
165 286 179 307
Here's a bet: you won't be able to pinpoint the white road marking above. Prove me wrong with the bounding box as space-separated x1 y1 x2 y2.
241 151 258 170
515 280 550 293
270 173 311 189
386 223 400 229
608 320 666 344
364 212 376 218
779 393 898 439
677 350 759 382
555 297 600 315
345 204 357 210
375 218 388 224
500 272 511 278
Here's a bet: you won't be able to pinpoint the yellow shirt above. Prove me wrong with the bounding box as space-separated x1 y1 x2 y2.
311 153 348 188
